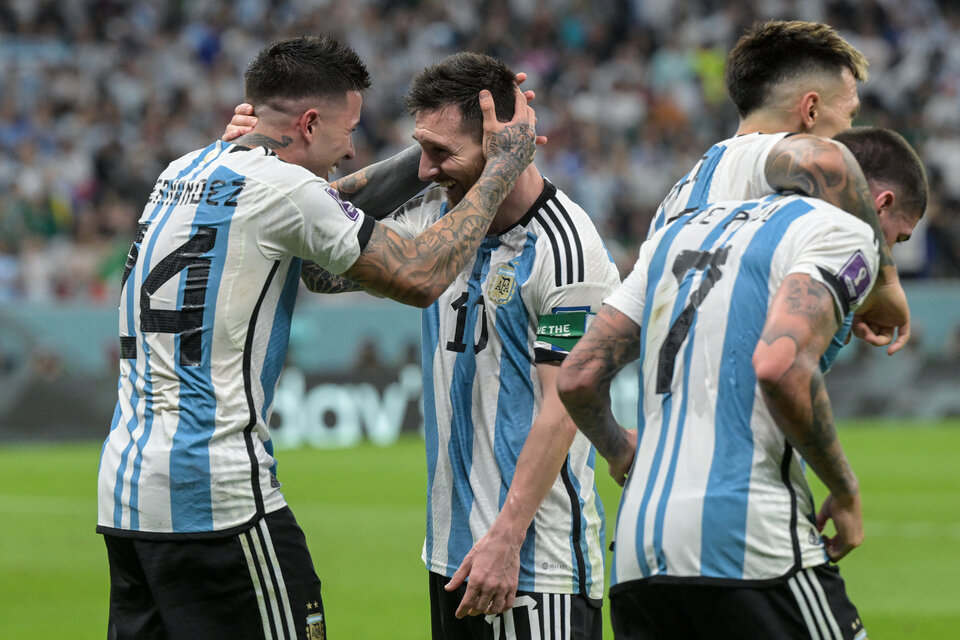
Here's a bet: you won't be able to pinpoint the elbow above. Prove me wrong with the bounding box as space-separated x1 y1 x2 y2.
392 282 441 308
556 359 600 408
752 342 791 392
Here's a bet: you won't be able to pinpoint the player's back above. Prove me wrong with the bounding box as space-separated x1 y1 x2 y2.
647 132 790 238
608 192 878 586
98 141 365 537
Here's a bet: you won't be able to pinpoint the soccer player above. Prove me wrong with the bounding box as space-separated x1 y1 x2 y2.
555 127 927 639
394 53 619 640
227 52 620 640
650 20 911 354
96 36 537 640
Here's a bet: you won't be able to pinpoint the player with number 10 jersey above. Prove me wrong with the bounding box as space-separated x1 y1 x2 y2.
385 179 620 604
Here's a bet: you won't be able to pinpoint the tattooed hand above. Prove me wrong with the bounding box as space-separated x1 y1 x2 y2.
480 86 537 186
339 86 539 308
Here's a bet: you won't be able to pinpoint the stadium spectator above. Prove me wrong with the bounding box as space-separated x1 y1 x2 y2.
555 125 928 639
1 1 958 302
96 35 537 640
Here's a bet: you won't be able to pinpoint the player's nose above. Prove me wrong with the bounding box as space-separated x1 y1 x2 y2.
418 153 439 182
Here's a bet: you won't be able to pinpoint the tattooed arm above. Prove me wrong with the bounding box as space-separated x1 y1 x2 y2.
341 87 536 307
766 134 910 355
557 305 641 486
753 273 863 561
300 260 364 294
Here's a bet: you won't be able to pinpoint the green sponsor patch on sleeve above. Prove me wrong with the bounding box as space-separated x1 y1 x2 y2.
536 311 590 352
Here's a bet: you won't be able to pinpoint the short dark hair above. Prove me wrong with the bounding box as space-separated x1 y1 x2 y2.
404 52 516 140
244 36 371 105
725 20 869 118
834 127 928 218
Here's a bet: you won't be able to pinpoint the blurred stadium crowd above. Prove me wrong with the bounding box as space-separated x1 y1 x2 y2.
1 0 959 305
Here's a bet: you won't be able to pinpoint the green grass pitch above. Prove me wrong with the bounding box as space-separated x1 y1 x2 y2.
1 420 958 638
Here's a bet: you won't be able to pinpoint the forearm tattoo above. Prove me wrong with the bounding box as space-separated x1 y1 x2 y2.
758 274 854 497
346 122 535 302
559 307 639 457
782 274 836 325
300 260 363 294
232 133 293 150
767 136 893 267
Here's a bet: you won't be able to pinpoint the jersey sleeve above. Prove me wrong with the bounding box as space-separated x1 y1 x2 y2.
379 187 447 239
259 177 374 275
532 232 621 363
780 208 881 322
603 238 656 327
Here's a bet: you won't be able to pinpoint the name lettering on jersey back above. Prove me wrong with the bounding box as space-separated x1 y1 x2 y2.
148 178 246 207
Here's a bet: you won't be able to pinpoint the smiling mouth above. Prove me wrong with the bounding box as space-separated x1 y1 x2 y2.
437 179 457 190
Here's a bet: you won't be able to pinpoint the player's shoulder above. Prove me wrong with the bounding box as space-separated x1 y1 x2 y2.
391 185 446 225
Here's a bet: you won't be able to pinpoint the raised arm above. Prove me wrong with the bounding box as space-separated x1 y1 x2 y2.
752 273 862 561
765 134 909 354
556 304 641 486
342 87 535 307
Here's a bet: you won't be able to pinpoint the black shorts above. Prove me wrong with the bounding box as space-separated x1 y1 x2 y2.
103 507 325 640
429 571 602 640
610 564 866 640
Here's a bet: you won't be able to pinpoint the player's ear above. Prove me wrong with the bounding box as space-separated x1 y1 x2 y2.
874 189 895 216
299 109 321 141
800 92 819 131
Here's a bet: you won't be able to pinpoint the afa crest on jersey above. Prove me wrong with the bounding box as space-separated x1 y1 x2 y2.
306 611 325 640
488 264 517 305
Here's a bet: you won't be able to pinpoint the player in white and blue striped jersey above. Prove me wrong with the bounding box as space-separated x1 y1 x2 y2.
96 36 538 640
387 54 620 640
650 20 912 355
557 128 927 639
561 191 877 640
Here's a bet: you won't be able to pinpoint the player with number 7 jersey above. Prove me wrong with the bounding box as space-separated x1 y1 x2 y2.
606 192 878 587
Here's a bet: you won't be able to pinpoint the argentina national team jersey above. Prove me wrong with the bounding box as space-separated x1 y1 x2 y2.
98 141 372 537
385 180 620 600
605 193 878 587
648 132 789 238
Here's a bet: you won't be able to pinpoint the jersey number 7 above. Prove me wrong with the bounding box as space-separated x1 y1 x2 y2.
656 246 729 393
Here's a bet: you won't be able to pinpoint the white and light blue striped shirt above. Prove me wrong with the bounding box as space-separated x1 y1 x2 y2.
386 180 620 599
98 141 371 537
606 193 878 586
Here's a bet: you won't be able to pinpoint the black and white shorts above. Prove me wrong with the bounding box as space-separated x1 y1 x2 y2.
610 564 866 640
103 507 325 640
429 571 602 640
